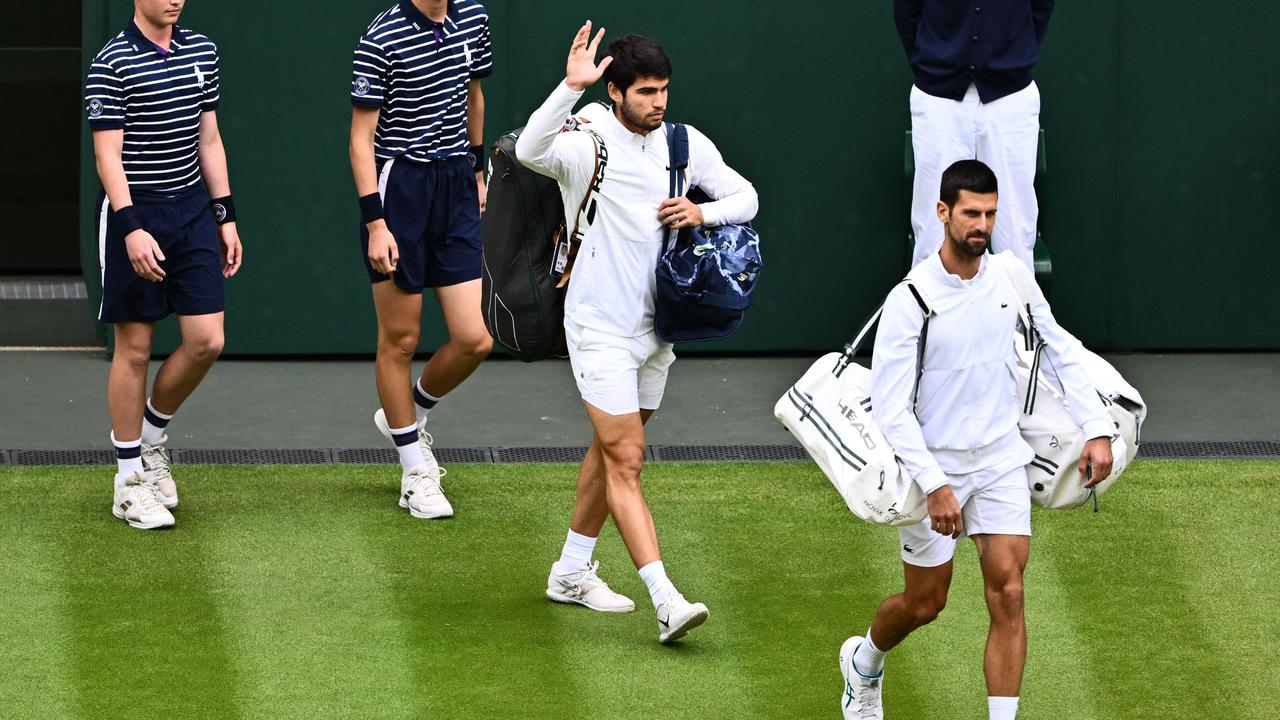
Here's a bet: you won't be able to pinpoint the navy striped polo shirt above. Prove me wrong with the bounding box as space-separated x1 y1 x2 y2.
351 0 493 163
84 21 221 196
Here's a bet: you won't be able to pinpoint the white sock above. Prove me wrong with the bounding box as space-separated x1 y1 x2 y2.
553 530 597 574
637 560 677 608
390 422 426 472
852 628 886 676
413 379 441 426
988 696 1019 720
140 398 173 445
111 433 144 484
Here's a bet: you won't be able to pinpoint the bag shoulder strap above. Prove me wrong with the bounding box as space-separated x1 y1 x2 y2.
988 251 1050 414
989 252 1040 347
836 279 935 412
660 122 690 258
551 124 606 282
666 121 689 197
568 127 606 244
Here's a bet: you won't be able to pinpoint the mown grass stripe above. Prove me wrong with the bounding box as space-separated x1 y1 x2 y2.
0 487 76 717
1015 531 1107 719
51 474 243 719
686 460 906 717
196 465 421 717
0 461 1275 719
360 464 586 717
1037 461 1260 718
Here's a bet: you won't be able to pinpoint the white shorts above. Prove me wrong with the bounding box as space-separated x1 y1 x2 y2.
898 464 1032 567
565 319 676 416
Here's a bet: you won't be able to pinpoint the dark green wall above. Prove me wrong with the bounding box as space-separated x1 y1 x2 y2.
3 0 80 272
80 1 1280 354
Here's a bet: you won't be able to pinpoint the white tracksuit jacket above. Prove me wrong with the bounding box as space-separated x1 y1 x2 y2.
871 252 1114 495
516 81 759 338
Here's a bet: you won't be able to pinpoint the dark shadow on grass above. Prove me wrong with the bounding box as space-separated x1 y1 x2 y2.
664 462 938 718
56 476 242 719
357 464 584 717
1037 472 1243 719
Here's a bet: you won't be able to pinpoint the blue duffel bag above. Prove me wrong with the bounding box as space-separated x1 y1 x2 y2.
655 123 762 343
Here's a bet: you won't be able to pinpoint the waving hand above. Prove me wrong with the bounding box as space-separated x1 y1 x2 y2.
566 21 612 92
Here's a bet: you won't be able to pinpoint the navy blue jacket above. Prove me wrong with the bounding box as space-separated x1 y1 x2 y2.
894 0 1054 103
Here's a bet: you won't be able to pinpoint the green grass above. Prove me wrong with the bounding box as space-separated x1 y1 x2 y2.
1 460 1276 719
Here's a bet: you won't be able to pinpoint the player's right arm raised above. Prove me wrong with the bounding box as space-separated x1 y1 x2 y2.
350 106 397 274
565 21 612 92
515 22 610 182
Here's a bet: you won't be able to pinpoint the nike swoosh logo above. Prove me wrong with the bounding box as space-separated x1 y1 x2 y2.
658 615 670 629
1001 303 1009 308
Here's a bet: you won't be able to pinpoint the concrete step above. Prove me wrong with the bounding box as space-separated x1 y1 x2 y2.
0 277 103 347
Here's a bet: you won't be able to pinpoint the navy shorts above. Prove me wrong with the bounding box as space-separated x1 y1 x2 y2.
96 187 224 323
360 155 482 293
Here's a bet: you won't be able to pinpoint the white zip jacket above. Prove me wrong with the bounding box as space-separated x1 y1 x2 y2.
516 81 759 337
871 252 1114 494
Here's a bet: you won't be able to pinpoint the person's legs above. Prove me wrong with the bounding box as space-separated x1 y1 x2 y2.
910 85 979 267
839 560 953 719
108 322 155 448
546 409 656 614
974 534 1030 717
839 472 971 718
868 561 954 656
107 321 173 529
149 312 225 416
372 281 424 433
977 81 1041 273
585 403 659 568
584 401 706 641
134 311 224 508
566 409 655 543
418 278 492 399
965 463 1033 719
371 280 454 519
414 157 489 412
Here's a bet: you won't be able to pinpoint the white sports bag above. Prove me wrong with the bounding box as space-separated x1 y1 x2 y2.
773 283 932 526
991 253 1148 509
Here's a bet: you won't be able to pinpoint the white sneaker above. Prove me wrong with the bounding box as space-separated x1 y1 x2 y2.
656 592 709 643
399 465 453 519
374 408 439 475
546 561 636 613
141 436 178 509
112 472 175 530
839 636 884 720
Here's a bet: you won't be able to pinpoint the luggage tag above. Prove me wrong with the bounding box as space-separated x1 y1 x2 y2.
551 227 570 280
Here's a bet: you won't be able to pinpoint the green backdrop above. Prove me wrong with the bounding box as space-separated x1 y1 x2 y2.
79 1 1280 354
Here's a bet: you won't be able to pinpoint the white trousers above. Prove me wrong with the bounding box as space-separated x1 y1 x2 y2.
909 82 1041 272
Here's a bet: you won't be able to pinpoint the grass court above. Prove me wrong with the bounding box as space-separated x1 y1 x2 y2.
1 460 1275 718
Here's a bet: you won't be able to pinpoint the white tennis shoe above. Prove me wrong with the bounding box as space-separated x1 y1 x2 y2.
141 436 177 509
656 593 709 643
399 466 452 519
112 471 175 530
839 636 884 720
546 561 635 612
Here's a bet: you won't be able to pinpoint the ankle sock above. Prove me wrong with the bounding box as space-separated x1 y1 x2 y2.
112 433 144 483
553 529 596 574
140 398 173 446
852 628 886 676
413 380 440 426
391 422 426 471
988 696 1019 720
637 560 677 607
